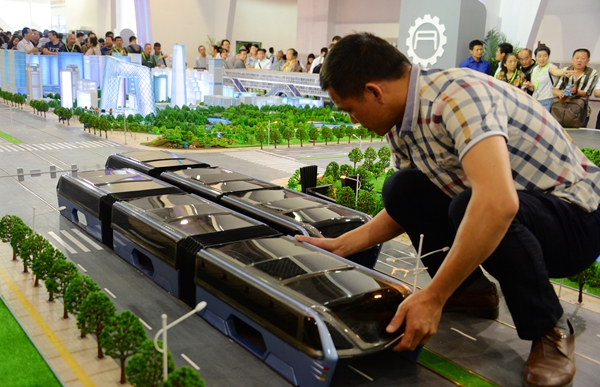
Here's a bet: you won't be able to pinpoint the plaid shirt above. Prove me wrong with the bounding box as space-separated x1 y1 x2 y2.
387 65 600 212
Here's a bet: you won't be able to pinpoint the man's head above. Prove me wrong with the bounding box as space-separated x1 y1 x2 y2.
331 35 342 44
104 36 113 48
129 36 137 44
257 48 266 60
105 31 114 39
67 33 76 46
144 43 152 56
114 36 123 48
286 48 297 60
42 29 49 38
221 39 230 50
22 27 32 41
517 48 534 68
320 33 411 135
238 48 248 61
49 30 59 43
269 47 274 54
276 50 284 60
31 29 39 43
320 47 328 56
571 48 590 71
210 45 219 56
198 45 206 56
496 42 513 61
153 42 161 55
250 44 258 55
76 32 84 42
468 39 483 61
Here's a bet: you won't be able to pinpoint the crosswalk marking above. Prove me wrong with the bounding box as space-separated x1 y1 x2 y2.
0 140 121 153
60 230 91 252
227 150 325 174
47 231 77 254
70 228 103 250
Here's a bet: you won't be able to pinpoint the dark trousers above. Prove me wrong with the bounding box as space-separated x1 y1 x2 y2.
382 169 600 340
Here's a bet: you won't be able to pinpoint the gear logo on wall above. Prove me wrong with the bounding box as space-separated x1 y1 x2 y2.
406 15 447 67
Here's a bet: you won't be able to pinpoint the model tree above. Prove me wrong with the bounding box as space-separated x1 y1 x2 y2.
279 124 294 148
10 222 33 264
336 186 356 209
345 125 354 144
308 125 319 146
357 190 378 216
378 146 391 170
363 146 378 171
569 264 600 304
270 125 281 149
19 233 51 274
348 147 363 170
324 161 340 180
339 164 354 178
64 274 101 338
255 126 266 150
0 215 26 260
333 126 344 144
45 259 78 317
321 126 333 145
355 125 368 141
126 339 175 387
32 246 65 289
100 310 148 384
77 291 116 359
164 367 205 387
295 124 308 147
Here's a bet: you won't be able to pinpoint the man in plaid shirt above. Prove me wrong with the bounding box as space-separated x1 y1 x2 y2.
297 33 600 387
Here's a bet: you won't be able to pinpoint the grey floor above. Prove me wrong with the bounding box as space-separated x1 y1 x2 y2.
1 105 599 386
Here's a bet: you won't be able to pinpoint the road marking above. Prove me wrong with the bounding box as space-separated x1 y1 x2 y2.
139 318 152 330
381 251 413 265
181 354 200 370
47 231 77 254
60 230 91 252
77 264 87 273
450 327 477 341
347 365 373 381
576 352 600 366
103 288 116 298
70 228 103 250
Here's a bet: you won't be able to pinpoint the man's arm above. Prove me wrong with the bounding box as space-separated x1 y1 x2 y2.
295 208 404 257
386 135 519 351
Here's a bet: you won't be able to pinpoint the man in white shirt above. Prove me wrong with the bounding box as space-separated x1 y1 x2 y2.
309 47 328 74
195 45 209 69
17 27 39 54
254 48 271 70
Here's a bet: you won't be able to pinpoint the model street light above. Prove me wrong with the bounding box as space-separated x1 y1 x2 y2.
154 301 207 381
32 205 66 234
340 174 361 208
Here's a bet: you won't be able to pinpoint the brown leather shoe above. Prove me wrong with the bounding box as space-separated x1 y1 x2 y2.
443 283 500 319
522 320 575 387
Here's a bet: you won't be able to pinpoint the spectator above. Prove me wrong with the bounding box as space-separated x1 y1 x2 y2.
153 42 168 67
254 48 271 70
595 80 600 129
267 47 274 59
64 33 81 53
112 36 127 55
210 45 219 58
496 53 526 88
76 32 85 48
234 48 247 69
459 39 490 75
220 48 231 69
272 50 285 71
98 38 105 48
220 39 236 68
310 47 328 74
141 43 157 68
7 35 19 50
100 36 114 55
195 45 209 69
105 31 114 40
38 29 50 47
494 42 513 77
522 45 573 111
85 35 101 55
517 48 536 95
331 35 342 45
31 29 40 48
127 36 142 54
42 30 65 55
305 53 315 73
17 27 39 54
246 44 259 69
0 32 9 49
282 48 300 72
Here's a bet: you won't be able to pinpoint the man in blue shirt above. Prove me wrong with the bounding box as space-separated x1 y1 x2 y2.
42 30 65 55
459 39 490 75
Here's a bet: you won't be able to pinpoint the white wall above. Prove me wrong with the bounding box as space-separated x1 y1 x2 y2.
334 0 400 42
0 0 50 31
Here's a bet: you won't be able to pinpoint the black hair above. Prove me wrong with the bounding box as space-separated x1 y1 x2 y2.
211 44 219 52
221 39 230 45
49 30 57 38
105 31 114 38
469 39 483 50
534 45 551 57
89 37 98 46
129 36 137 43
332 35 342 43
76 32 84 38
321 47 328 55
258 48 266 54
269 47 274 53
115 36 122 42
308 53 315 60
22 27 31 36
498 43 513 55
238 47 247 54
320 32 411 99
572 48 590 59
287 48 298 58
154 42 161 47
252 43 259 49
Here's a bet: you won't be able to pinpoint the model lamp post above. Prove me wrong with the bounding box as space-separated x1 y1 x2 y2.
32 205 66 234
154 301 207 381
340 174 361 208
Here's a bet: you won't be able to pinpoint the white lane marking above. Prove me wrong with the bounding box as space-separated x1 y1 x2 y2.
70 228 103 250
33 144 48 150
7 144 22 151
60 230 91 252
103 288 117 298
450 327 477 341
77 264 87 273
139 318 152 330
19 144 35 150
347 365 373 381
45 143 60 149
181 354 200 370
576 352 600 366
380 251 413 265
47 231 77 254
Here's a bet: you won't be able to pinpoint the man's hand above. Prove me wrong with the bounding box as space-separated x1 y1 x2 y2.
294 235 347 257
386 288 444 351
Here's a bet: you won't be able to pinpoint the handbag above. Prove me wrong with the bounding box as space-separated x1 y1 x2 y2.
550 97 589 128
